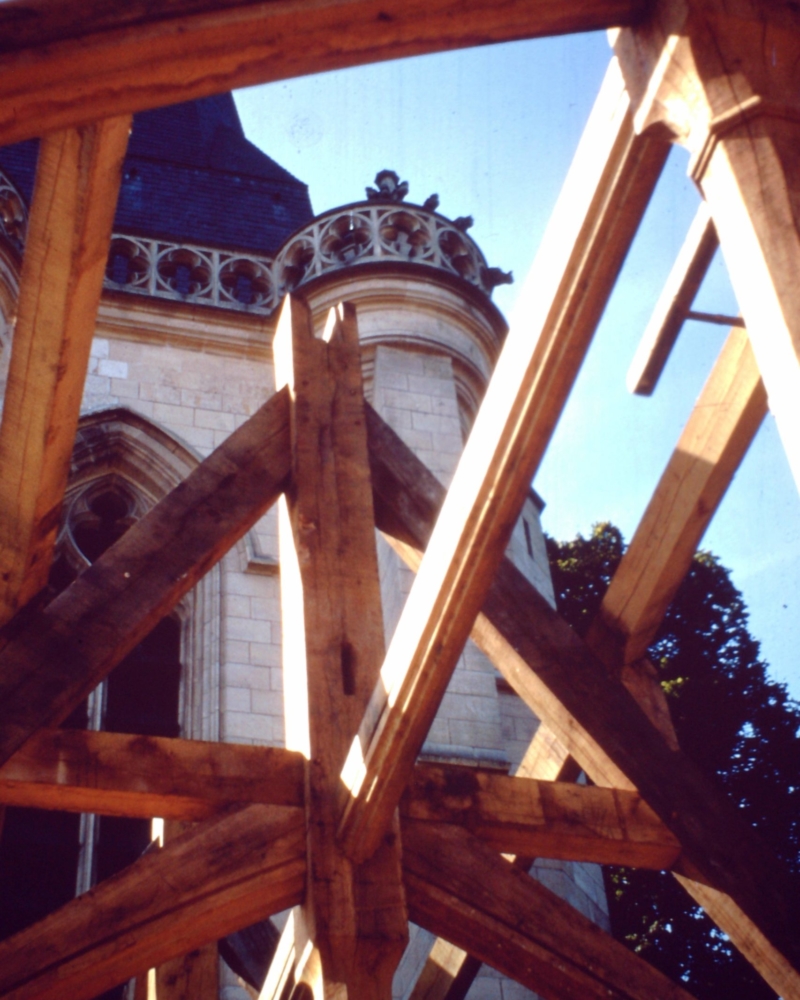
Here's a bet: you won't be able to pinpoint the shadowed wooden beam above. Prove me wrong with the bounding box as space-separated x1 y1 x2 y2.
338 56 669 862
365 403 800 986
0 117 130 627
405 725 578 1000
627 201 719 395
403 820 695 1000
403 765 681 870
157 947 219 1000
0 728 304 819
275 296 406 998
0 387 291 767
0 0 646 146
0 804 305 1000
589 326 767 667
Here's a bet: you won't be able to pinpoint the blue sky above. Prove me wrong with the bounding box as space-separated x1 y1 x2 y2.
235 31 800 700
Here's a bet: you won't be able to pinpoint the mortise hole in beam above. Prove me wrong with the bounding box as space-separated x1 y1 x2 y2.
341 641 356 696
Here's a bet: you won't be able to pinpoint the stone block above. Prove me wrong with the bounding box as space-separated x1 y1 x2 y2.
226 616 271 644
223 687 251 712
195 408 236 431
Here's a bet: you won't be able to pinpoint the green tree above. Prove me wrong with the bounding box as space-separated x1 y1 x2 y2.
546 523 800 1000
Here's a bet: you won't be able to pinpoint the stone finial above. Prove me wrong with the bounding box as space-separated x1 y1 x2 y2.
482 266 513 289
366 170 409 202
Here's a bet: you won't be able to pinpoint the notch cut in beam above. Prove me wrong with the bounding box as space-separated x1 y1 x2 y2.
338 55 669 862
403 820 695 1000
0 804 305 1000
403 764 681 870
0 728 305 819
0 117 131 627
0 0 646 146
0 387 291 767
627 201 719 396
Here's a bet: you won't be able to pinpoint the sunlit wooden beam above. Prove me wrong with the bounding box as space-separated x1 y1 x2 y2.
627 201 719 395
0 118 130 627
365 402 800 989
590 326 767 666
0 388 291 767
338 56 669 863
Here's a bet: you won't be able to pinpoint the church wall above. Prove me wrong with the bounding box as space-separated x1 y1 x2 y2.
0 233 608 994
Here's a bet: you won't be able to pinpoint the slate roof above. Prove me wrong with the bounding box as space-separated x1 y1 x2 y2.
0 93 313 255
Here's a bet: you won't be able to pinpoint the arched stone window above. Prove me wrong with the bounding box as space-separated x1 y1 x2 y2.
0 409 222 990
63 407 222 741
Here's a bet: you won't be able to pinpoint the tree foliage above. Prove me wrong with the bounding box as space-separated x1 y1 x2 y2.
546 523 800 1000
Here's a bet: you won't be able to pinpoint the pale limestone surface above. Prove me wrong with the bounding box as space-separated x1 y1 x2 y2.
0 243 608 999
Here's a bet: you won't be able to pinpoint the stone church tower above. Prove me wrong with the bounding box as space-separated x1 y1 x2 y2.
0 94 607 1000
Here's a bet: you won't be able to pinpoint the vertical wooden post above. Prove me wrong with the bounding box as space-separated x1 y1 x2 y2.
156 821 220 999
275 295 407 999
0 116 130 625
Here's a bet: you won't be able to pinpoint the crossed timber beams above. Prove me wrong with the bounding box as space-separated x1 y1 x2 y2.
1 0 800 997
0 348 796 999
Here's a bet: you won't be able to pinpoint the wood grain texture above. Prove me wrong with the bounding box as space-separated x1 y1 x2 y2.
0 387 291 767
338 56 668 862
0 117 130 626
405 725 578 1000
366 402 800 987
0 0 645 144
0 728 304 818
0 804 305 1000
404 820 695 1000
275 296 406 998
403 765 681 869
590 326 767 666
614 11 800 989
157 945 219 1000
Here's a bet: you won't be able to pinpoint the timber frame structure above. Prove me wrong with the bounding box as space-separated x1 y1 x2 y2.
0 1 799 998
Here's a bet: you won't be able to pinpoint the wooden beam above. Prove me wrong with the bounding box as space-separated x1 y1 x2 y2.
365 404 800 987
0 387 291 767
627 200 719 395
403 820 695 1000
338 56 669 863
0 117 130 627
259 911 297 1000
157 947 219 1000
0 728 304 819
0 804 305 1000
406 726 578 1000
589 326 767 667
366 402 628 789
613 10 800 992
616 2 800 487
403 764 681 870
275 296 406 998
0 0 645 146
